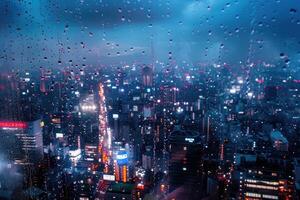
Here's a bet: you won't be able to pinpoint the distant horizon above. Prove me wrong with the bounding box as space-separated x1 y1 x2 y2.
0 0 300 69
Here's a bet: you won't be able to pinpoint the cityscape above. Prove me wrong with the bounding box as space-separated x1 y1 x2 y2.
0 1 300 200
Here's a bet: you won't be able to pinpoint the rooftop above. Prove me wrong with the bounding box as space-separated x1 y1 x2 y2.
107 182 135 194
169 129 202 144
270 130 288 143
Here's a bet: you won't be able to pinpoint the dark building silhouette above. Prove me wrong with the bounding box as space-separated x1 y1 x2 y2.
142 66 153 87
168 129 204 199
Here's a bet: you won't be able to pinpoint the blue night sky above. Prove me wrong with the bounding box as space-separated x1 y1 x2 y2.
0 0 300 69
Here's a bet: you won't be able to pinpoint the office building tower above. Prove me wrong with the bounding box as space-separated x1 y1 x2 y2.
142 66 153 87
168 129 204 199
233 154 293 200
294 158 300 198
0 119 43 165
113 150 129 183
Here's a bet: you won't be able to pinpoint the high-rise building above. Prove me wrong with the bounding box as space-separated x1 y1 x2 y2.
0 119 44 165
232 154 294 200
142 66 153 87
168 129 204 199
113 149 129 183
78 93 99 146
294 158 300 198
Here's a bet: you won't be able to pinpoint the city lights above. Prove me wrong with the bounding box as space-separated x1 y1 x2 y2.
0 1 298 199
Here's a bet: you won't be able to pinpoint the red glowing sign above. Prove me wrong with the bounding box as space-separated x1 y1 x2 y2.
256 78 264 84
137 183 145 190
0 121 27 129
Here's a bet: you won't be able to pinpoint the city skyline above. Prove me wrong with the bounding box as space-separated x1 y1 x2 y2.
1 1 300 200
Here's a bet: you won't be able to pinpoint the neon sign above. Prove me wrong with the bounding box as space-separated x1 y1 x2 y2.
0 121 27 129
116 151 128 165
185 138 195 143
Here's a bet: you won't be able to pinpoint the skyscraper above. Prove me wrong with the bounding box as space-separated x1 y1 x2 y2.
233 154 293 200
168 129 204 199
142 66 153 88
0 119 44 165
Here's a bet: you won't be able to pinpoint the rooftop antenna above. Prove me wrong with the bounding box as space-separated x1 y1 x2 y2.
150 35 155 71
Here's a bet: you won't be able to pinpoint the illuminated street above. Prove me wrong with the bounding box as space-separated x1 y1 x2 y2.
0 1 300 200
